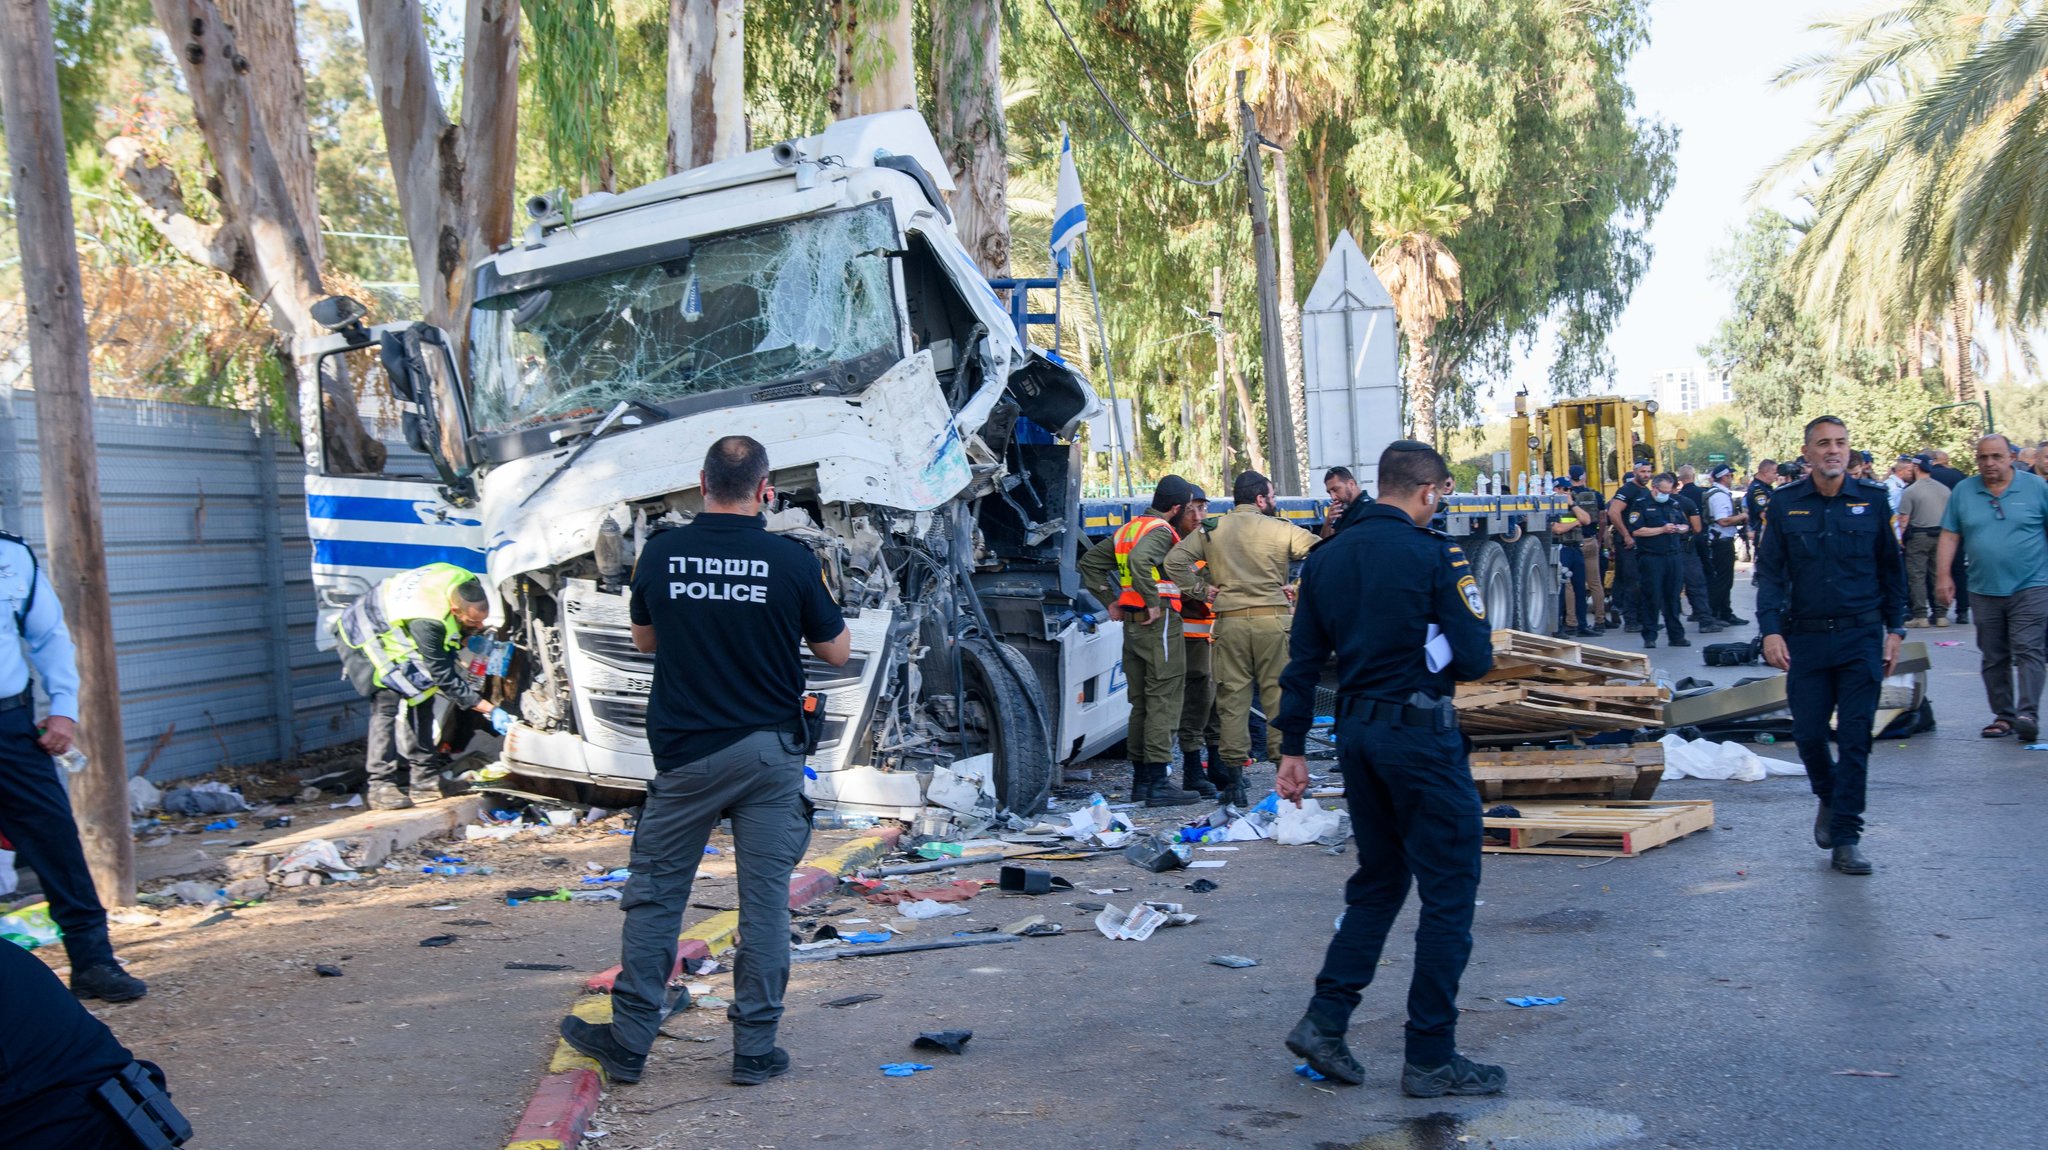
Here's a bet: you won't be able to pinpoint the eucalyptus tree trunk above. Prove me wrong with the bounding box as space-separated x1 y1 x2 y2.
667 0 745 173
931 0 1007 277
359 0 521 336
830 0 916 118
224 0 324 264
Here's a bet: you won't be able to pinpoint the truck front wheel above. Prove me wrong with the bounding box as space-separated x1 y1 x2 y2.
1510 533 1559 635
1469 541 1515 633
957 637 1054 815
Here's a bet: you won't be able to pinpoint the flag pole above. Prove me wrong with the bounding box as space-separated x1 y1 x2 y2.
1079 233 1133 499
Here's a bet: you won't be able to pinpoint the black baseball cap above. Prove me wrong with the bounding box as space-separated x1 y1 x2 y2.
1151 474 1196 511
1551 475 1571 489
1709 464 1734 480
1187 484 1209 503
1911 453 1935 468
1568 465 1586 481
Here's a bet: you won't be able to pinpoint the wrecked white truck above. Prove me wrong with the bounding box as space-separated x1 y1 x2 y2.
296 111 1131 818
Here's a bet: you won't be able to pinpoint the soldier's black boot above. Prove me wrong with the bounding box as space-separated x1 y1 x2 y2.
1204 745 1230 793
1125 764 1153 805
1145 763 1199 807
1182 750 1219 800
1222 760 1251 808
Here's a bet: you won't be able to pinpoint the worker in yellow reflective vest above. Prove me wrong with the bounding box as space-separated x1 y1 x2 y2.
1174 488 1222 800
334 562 512 809
1078 475 1205 806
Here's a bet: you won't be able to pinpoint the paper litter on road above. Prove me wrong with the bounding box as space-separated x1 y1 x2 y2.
1186 860 1227 869
897 898 971 919
1094 903 1168 941
1196 846 1239 852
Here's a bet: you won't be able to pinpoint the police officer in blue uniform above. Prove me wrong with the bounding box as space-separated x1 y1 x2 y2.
1273 441 1503 1098
1627 474 1692 649
0 532 146 1002
1757 416 1907 876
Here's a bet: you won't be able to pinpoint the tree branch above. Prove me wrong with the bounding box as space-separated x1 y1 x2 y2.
106 136 235 274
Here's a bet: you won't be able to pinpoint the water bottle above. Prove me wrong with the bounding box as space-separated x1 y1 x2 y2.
55 747 88 775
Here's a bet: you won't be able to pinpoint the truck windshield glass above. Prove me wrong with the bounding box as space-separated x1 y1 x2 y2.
468 202 900 434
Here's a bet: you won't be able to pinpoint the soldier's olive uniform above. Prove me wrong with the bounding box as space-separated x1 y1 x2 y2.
1078 518 1186 767
1166 506 1318 779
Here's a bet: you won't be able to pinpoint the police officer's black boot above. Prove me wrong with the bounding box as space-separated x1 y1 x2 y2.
1124 764 1153 805
1181 750 1219 800
1204 745 1230 794
1145 763 1199 807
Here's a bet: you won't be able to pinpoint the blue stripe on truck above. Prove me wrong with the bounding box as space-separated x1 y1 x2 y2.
307 493 482 526
313 538 488 573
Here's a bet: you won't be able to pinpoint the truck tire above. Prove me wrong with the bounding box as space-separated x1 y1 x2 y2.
959 636 1054 815
1470 541 1515 633
1511 532 1559 635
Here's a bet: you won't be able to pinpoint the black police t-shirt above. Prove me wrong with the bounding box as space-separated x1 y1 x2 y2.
629 513 846 766
1630 497 1686 553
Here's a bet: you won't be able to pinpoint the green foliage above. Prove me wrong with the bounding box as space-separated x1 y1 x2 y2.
301 0 408 282
49 0 153 150
1702 209 1977 464
521 0 623 191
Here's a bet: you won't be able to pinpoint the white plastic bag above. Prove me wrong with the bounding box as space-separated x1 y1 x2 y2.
1658 733 1802 781
1273 799 1343 845
128 774 162 815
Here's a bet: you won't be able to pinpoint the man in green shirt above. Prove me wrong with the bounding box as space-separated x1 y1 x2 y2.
1936 435 2048 740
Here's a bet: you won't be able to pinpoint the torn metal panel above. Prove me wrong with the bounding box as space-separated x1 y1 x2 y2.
1662 642 1930 736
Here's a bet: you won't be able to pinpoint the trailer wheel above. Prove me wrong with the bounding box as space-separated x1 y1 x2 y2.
959 636 1054 815
1469 541 1515 633
1511 533 1558 635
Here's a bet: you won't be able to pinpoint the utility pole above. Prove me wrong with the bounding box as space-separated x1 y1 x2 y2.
0 0 135 903
1209 266 1232 488
1237 72 1299 493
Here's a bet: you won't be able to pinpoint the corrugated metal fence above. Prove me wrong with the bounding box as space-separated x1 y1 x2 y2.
0 388 362 783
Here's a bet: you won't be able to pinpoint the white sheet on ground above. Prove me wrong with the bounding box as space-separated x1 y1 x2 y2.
1658 733 1805 781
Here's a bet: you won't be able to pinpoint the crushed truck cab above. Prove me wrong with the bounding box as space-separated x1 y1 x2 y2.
294 111 1128 817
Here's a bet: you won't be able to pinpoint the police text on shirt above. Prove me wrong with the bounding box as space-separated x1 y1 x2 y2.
668 555 771 603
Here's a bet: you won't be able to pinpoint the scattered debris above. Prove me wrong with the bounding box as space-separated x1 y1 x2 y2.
1274 799 1344 845
1186 859 1227 869
898 899 971 919
418 935 459 948
1185 879 1220 893
1504 996 1566 1007
159 881 228 908
822 994 883 1008
912 1030 973 1055
1095 903 1168 941
314 964 345 977
997 866 1074 895
1294 1063 1326 1081
504 962 576 971
1122 835 1190 873
842 931 894 944
1208 954 1259 968
270 839 362 884
0 904 60 949
867 879 982 907
880 1062 935 1077
162 782 251 815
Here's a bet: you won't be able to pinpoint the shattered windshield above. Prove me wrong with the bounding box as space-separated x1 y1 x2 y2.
468 201 901 435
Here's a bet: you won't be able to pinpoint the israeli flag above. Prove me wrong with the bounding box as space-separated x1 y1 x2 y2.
1051 131 1087 274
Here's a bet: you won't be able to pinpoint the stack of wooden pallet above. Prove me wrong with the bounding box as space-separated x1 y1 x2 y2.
1468 744 1666 802
1455 630 1667 738
1481 799 1714 857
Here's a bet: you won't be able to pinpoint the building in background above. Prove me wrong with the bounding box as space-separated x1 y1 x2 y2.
1649 366 1733 415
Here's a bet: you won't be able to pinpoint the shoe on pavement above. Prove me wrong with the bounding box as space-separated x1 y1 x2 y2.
1831 843 1873 875
1721 614 1750 625
1904 618 1928 629
732 1047 791 1086
1284 1014 1365 1085
1931 616 1950 628
559 1017 646 1083
1642 636 1657 649
1669 637 1693 647
1575 625 1599 637
366 782 413 810
1814 799 1833 850
1698 623 1724 634
1956 613 1970 625
71 961 147 1003
2018 715 2041 743
1402 1054 1508 1098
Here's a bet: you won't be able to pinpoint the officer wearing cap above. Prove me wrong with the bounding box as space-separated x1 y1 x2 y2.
1171 485 1222 800
1674 466 1717 630
1703 464 1747 627
1167 471 1319 806
0 532 147 1003
1743 459 1778 571
1273 440 1502 1098
1548 476 1596 636
1566 466 1607 630
1079 475 1204 806
1757 416 1906 877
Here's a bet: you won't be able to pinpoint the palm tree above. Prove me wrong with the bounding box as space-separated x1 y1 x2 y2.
1368 174 1468 446
1187 0 1357 487
1759 1 2026 400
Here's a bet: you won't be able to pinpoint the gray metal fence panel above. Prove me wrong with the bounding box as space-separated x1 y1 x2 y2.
1 389 364 782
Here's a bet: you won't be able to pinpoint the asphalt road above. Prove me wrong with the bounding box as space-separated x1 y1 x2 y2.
585 578 2048 1150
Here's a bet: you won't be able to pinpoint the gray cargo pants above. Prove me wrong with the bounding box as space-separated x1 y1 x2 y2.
1970 586 2048 725
611 728 812 1058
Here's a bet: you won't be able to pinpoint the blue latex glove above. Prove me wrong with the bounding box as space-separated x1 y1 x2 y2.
880 1062 935 1077
1505 996 1566 1008
489 707 515 735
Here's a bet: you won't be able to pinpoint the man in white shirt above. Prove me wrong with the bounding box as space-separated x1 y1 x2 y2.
1703 465 1747 628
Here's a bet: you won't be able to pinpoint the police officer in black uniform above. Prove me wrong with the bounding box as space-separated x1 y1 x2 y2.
1743 459 1778 569
1757 416 1906 876
1606 461 1655 630
1274 440 1503 1099
1674 467 1719 632
1628 474 1692 648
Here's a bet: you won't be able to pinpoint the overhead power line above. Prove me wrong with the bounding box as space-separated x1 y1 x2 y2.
1039 0 1243 188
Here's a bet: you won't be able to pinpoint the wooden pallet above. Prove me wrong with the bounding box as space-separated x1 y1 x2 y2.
1481 799 1712 857
1481 630 1653 684
1468 745 1664 801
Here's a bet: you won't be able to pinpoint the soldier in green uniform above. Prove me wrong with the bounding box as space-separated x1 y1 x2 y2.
1166 471 1318 805
1078 476 1204 806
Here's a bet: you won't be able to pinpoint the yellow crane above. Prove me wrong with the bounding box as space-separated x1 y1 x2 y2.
1507 392 1681 498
